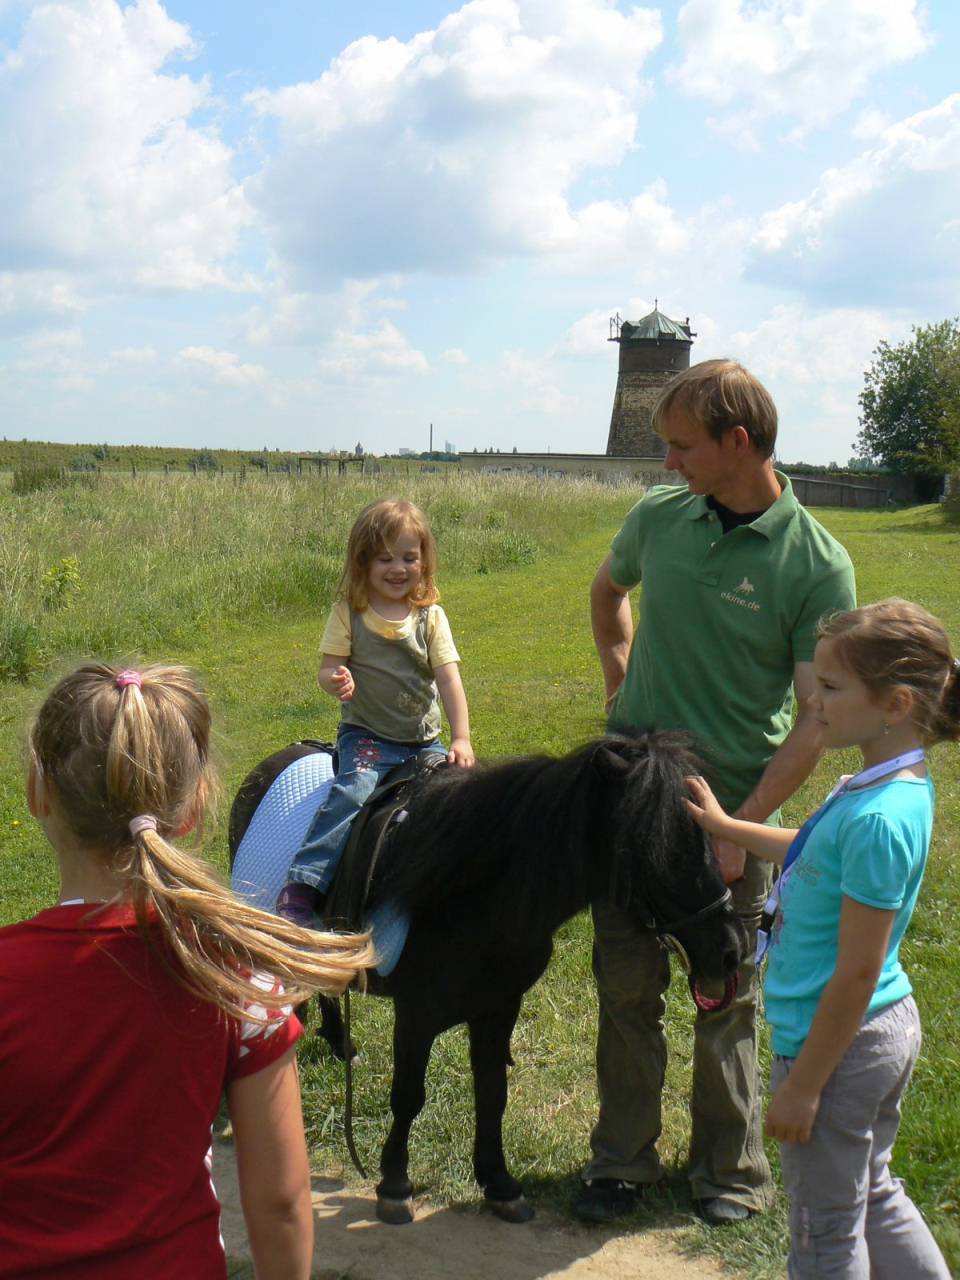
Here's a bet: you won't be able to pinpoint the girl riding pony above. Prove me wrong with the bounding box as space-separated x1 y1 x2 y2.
278 498 473 928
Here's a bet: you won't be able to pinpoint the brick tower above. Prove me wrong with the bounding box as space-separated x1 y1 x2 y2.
605 304 695 456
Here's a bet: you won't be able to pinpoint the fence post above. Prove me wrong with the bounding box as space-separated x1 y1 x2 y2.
132 463 136 478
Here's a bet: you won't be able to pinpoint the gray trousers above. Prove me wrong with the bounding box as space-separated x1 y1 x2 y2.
773 995 949 1279
583 853 775 1209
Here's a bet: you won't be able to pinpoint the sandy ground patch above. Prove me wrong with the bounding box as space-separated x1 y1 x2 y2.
214 1140 736 1280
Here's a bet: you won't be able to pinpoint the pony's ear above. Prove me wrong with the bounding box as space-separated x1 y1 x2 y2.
592 745 632 781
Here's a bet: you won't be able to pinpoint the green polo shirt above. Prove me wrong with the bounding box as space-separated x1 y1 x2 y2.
608 474 855 810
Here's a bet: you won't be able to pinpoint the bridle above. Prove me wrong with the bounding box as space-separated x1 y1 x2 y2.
638 887 734 975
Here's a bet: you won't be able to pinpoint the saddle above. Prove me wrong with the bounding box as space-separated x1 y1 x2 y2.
323 752 448 938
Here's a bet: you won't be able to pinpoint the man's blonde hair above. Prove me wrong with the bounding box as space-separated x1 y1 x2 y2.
652 359 778 460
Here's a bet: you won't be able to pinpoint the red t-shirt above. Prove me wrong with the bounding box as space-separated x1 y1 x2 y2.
0 904 302 1280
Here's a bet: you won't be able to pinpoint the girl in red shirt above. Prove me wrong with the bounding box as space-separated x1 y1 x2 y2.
0 663 374 1280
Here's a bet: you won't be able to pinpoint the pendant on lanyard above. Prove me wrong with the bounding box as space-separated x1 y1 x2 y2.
755 748 925 966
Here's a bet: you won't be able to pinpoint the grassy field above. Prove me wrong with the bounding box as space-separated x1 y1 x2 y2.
1 472 958 1278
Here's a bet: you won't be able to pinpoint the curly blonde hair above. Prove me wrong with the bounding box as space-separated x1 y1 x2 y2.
338 498 440 611
30 662 374 1019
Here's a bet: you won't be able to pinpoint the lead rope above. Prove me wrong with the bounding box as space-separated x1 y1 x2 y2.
342 988 368 1177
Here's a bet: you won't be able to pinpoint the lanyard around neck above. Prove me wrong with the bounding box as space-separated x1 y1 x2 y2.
840 748 926 794
756 747 926 965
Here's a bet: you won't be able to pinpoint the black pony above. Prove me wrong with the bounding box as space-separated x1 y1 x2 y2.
229 731 744 1226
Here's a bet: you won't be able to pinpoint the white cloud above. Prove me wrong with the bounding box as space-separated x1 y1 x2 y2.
0 273 87 335
111 345 158 364
179 346 267 385
246 0 663 280
0 0 248 295
851 108 893 141
747 94 960 307
672 0 929 143
501 350 579 417
726 304 899 462
319 320 429 378
556 308 621 358
443 348 470 364
12 327 96 390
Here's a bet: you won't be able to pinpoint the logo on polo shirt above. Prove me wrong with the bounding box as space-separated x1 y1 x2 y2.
721 576 761 611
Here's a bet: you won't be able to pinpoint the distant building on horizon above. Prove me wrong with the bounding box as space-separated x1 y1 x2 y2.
605 303 695 457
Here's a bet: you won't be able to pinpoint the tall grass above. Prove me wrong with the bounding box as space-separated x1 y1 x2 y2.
1 482 957 1277
0 470 630 683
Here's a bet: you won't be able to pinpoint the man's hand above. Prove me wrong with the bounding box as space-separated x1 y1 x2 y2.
713 835 747 883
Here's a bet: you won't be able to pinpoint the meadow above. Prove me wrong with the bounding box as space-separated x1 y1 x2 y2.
0 469 957 1278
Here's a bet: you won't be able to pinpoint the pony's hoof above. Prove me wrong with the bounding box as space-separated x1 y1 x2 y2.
376 1194 415 1225
486 1195 535 1224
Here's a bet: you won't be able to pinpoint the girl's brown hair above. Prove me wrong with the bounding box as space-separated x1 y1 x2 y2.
30 662 374 1019
338 498 439 611
817 599 960 743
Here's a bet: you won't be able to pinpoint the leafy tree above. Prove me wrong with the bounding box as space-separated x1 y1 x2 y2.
188 447 219 471
857 319 960 500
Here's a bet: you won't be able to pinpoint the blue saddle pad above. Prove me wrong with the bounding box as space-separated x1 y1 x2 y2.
231 750 408 976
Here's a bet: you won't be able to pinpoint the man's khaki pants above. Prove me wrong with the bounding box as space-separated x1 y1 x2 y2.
582 853 775 1210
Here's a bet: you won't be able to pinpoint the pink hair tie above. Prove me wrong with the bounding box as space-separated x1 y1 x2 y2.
116 670 142 690
129 815 158 838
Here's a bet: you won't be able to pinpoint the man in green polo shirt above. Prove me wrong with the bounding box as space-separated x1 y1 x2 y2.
576 359 855 1226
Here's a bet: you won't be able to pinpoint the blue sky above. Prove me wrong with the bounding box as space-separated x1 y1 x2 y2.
1 0 958 463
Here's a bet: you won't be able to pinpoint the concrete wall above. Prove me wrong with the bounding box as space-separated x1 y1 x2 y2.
459 452 910 509
459 452 679 485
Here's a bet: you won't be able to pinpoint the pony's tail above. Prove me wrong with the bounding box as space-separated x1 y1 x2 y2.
124 828 375 1020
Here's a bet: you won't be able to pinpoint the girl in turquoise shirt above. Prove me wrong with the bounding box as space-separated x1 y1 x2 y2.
687 599 957 1279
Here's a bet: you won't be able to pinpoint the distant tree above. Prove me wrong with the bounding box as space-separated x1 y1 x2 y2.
189 447 219 471
857 319 960 500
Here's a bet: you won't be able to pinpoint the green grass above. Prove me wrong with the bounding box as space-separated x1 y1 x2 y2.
1 478 958 1278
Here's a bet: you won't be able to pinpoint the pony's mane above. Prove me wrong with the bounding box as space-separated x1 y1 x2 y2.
604 730 711 911
372 730 710 928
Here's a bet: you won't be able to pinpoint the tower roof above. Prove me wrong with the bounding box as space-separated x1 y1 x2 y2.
619 306 692 342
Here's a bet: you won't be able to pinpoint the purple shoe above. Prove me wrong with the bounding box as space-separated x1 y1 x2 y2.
276 883 317 929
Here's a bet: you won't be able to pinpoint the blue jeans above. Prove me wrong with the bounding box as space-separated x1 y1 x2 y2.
286 726 446 894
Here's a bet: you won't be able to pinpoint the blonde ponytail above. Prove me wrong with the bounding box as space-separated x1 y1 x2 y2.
31 663 373 1020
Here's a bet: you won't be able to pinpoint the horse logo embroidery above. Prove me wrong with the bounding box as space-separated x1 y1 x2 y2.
721 576 761 611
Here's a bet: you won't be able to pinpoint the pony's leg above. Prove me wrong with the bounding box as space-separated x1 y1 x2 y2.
376 1004 436 1225
469 994 534 1223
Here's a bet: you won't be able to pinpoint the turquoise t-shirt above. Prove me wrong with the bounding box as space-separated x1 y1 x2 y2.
764 775 934 1057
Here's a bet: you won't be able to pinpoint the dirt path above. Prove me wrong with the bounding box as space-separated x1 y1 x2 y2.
215 1141 735 1280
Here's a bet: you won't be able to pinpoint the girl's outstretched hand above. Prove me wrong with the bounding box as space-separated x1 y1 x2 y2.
448 737 475 767
684 775 728 835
